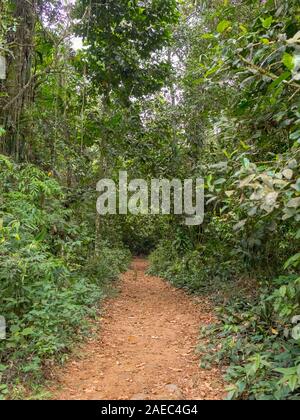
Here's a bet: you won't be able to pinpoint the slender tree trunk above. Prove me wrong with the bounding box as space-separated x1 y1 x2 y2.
95 99 111 255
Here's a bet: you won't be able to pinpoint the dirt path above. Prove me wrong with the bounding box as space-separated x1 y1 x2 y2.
50 259 224 400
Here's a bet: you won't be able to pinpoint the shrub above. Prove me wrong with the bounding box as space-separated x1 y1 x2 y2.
0 156 130 397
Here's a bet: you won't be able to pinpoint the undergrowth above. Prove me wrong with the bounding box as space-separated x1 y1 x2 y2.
0 156 131 399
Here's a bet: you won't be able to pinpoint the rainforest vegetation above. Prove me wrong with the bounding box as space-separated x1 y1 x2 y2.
0 0 299 400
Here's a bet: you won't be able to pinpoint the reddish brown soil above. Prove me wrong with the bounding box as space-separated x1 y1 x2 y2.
50 259 224 400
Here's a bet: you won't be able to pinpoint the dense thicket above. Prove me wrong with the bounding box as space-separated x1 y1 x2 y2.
149 0 300 400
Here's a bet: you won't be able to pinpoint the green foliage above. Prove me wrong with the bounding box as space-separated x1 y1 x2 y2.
199 275 300 400
75 0 179 103
149 0 300 400
1 0 300 401
0 156 130 397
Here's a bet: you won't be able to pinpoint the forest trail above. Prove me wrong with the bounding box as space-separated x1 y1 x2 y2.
50 259 224 400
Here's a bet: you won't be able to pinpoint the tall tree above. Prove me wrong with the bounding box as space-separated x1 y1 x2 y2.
0 0 65 160
75 0 179 104
0 0 37 159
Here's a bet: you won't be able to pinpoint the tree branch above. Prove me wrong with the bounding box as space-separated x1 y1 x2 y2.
237 54 300 91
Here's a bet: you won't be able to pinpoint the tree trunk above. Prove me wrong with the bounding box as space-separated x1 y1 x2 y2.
0 0 36 160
